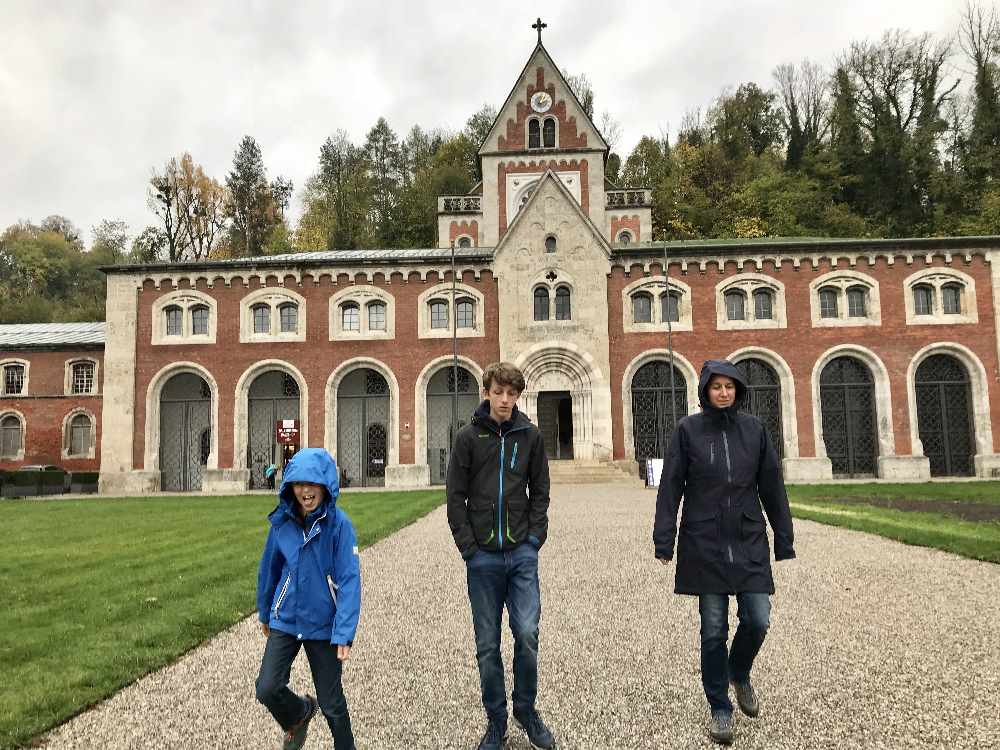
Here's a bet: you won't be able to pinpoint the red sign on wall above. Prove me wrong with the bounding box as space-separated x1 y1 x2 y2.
276 419 300 445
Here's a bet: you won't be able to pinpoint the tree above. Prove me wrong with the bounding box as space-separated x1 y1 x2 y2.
363 117 404 247
131 226 167 263
621 136 670 187
313 129 370 249
709 83 784 160
148 158 189 262
225 136 290 256
462 104 497 180
175 153 228 261
774 60 830 168
91 219 130 262
562 69 595 119
958 1 1000 192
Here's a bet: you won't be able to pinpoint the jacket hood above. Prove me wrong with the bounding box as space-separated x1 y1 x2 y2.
274 448 341 522
473 399 527 432
697 359 747 415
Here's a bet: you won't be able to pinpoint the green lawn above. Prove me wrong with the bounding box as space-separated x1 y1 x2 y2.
787 483 1000 564
0 490 444 750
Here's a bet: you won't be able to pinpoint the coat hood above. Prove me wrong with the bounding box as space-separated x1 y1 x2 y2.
274 448 341 522
697 359 748 415
473 399 528 432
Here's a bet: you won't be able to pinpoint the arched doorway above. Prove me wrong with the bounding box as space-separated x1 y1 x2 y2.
248 371 300 489
820 356 877 477
337 369 390 487
631 360 688 478
426 366 480 485
915 354 975 477
159 373 211 491
736 358 783 459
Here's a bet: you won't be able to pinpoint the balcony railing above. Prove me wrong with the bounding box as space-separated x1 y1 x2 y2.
438 195 482 213
606 189 652 208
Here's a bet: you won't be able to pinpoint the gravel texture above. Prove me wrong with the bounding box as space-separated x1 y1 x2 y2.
39 484 1000 749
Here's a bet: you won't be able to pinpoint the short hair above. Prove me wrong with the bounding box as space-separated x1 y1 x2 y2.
482 361 526 393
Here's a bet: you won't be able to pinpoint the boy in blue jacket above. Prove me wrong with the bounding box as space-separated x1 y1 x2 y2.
255 448 361 750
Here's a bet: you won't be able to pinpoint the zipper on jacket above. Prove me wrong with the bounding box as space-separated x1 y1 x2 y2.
710 442 715 464
510 441 518 469
722 430 734 564
273 574 291 618
326 574 338 606
498 433 505 547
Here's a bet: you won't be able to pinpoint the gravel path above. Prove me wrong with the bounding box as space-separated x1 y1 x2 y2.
40 484 1000 749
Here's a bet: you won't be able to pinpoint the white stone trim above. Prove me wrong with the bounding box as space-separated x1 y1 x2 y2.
715 273 786 330
151 289 218 345
63 357 100 396
100 273 142 485
324 357 400 468
619 349 700 462
808 269 882 327
528 267 579 325
417 282 485 339
61 407 97 460
621 275 694 333
811 345 896 463
0 358 29 396
726 347 800 459
412 356 484 469
239 287 307 343
0 408 26 461
905 342 994 461
328 286 395 341
902 267 978 325
143 362 220 473
506 170 581 225
232 360 308 471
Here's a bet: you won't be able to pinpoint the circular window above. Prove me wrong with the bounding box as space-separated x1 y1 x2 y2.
618 230 632 245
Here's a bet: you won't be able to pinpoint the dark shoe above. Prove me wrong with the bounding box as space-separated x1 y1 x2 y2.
708 710 734 745
476 721 508 750
731 678 759 717
282 694 317 750
514 709 556 749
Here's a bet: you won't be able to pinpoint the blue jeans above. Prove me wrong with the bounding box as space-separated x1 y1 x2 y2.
698 593 771 713
255 630 356 749
466 543 541 727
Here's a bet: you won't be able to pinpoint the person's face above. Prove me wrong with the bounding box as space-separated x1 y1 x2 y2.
707 375 737 409
292 482 325 516
484 382 520 424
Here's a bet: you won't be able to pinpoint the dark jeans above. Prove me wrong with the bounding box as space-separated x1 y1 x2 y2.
255 630 355 750
466 543 541 727
698 593 771 713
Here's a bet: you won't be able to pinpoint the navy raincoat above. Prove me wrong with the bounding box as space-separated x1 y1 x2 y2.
256 448 361 644
653 360 795 595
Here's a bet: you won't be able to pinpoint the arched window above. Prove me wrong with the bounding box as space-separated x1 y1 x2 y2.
543 117 556 147
632 293 653 323
429 300 449 329
618 230 632 245
71 362 95 394
847 286 867 317
367 301 387 331
1 414 22 458
661 292 680 323
819 287 839 319
545 235 557 253
456 298 475 329
3 364 25 395
913 284 935 315
165 305 183 336
68 413 93 456
533 287 550 321
278 303 298 333
252 303 270 333
555 286 571 320
190 305 210 335
725 290 746 321
528 119 541 149
341 302 360 332
942 283 963 315
457 236 472 248
753 289 773 320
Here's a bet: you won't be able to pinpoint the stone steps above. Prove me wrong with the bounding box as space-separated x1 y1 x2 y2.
547 460 645 486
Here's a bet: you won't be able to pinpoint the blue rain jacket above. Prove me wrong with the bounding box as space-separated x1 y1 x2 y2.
256 448 361 645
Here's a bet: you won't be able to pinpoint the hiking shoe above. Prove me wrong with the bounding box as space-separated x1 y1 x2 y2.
283 694 317 750
731 678 759 717
514 709 556 749
708 710 734 745
476 721 508 750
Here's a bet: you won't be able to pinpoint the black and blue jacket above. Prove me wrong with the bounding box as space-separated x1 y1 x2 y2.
446 401 550 559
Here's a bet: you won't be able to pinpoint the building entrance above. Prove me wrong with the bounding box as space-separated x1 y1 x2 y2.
537 391 573 460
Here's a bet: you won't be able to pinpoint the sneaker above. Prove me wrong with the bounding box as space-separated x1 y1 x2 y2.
283 695 317 750
708 710 734 745
476 721 508 750
514 709 556 749
731 678 759 717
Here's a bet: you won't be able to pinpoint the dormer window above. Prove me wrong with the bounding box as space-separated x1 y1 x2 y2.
528 119 541 149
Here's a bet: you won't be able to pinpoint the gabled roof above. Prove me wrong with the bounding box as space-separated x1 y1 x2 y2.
478 42 608 156
0 322 106 348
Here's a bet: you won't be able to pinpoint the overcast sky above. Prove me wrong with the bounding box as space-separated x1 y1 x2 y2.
0 0 975 248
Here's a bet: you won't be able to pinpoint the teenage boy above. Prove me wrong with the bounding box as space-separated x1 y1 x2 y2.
256 447 361 750
447 362 555 750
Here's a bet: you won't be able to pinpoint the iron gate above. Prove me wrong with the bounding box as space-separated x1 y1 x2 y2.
631 360 688 478
820 356 877 477
337 369 390 487
159 373 211 491
247 371 300 489
915 354 974 476
426 366 479 485
736 358 784 459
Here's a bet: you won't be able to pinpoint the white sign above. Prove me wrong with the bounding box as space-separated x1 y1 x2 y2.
646 458 664 487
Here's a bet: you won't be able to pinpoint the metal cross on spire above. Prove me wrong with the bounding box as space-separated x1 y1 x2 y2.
532 17 547 44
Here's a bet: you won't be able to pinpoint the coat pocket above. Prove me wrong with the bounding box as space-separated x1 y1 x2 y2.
272 574 291 619
326 574 338 607
740 510 769 564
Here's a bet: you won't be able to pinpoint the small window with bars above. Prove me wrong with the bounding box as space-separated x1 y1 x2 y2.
191 305 209 335
165 305 183 336
252 304 270 333
819 288 839 319
341 303 360 332
913 285 934 316
0 414 22 458
71 362 95 394
68 413 92 456
661 291 680 323
279 303 298 333
753 289 773 320
847 286 868 317
3 364 25 395
632 293 653 323
368 301 387 331
725 290 746 321
942 284 963 315
456 298 475 329
430 300 449 329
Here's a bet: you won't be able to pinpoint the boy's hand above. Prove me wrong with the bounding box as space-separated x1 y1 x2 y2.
260 622 270 637
337 644 351 661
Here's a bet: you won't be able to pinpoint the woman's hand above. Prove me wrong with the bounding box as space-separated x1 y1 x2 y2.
260 622 270 637
337 644 351 661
